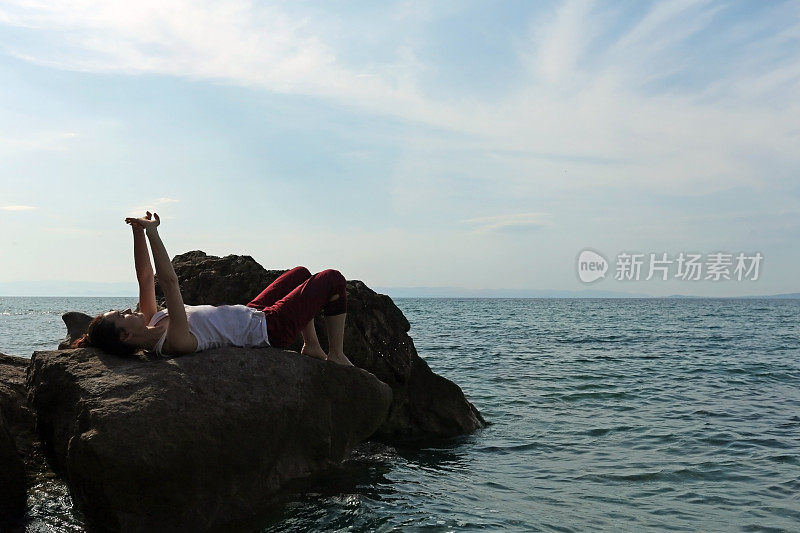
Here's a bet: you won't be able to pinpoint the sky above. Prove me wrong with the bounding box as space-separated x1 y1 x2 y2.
0 0 798 297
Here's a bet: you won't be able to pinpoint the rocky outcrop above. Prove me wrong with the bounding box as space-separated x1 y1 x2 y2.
36 252 485 529
156 250 286 306
60 251 485 441
0 353 32 523
334 279 485 441
27 347 392 532
156 251 485 441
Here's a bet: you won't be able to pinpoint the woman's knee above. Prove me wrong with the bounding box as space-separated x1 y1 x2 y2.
292 266 311 278
320 270 347 316
319 269 345 288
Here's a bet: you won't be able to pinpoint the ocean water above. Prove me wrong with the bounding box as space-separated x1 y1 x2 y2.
1 297 799 532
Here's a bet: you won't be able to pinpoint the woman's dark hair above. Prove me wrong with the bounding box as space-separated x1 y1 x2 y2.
71 313 138 356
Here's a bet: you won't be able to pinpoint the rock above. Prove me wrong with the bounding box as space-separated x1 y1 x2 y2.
27 347 392 532
0 353 36 452
157 251 485 441
58 311 94 349
1 353 68 504
66 250 486 441
0 411 26 524
155 250 286 306
0 353 30 523
335 280 485 441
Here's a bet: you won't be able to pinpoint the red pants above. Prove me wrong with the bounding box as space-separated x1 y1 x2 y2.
246 266 347 348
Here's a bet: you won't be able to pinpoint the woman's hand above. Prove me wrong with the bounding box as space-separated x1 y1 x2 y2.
125 211 160 233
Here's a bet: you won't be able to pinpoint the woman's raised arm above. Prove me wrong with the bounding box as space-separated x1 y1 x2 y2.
128 216 157 322
125 212 196 355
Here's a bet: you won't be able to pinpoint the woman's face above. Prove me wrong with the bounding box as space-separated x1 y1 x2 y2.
102 308 147 340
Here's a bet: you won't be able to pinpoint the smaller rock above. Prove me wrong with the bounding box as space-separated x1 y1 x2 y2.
58 311 94 349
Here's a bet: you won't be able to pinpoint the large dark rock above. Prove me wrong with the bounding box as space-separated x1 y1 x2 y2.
337 280 485 441
0 353 30 523
155 250 286 306
27 347 392 532
156 251 485 441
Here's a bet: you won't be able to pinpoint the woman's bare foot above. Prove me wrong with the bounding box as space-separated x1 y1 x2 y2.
301 344 328 361
327 350 353 366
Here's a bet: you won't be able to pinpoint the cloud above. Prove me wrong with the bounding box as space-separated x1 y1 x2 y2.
1 205 36 211
461 212 554 234
0 130 78 152
0 0 428 117
43 227 108 236
0 0 798 201
532 0 596 85
153 197 178 205
129 197 178 216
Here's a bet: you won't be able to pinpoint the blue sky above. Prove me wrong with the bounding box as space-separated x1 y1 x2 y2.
0 0 798 296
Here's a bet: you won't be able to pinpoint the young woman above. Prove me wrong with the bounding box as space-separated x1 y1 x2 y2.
73 212 352 365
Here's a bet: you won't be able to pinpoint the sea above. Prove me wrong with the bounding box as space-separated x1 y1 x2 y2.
1 296 799 532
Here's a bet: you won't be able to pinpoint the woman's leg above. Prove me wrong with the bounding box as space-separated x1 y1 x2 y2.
262 269 351 365
248 266 326 358
246 266 311 309
324 297 350 365
300 319 326 360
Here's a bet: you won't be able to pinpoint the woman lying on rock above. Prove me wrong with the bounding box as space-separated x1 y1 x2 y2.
73 212 352 365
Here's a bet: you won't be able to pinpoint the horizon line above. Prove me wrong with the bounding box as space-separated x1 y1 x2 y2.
0 281 797 300
1 292 798 300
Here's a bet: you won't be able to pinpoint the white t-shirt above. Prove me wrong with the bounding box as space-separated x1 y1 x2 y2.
148 304 270 356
